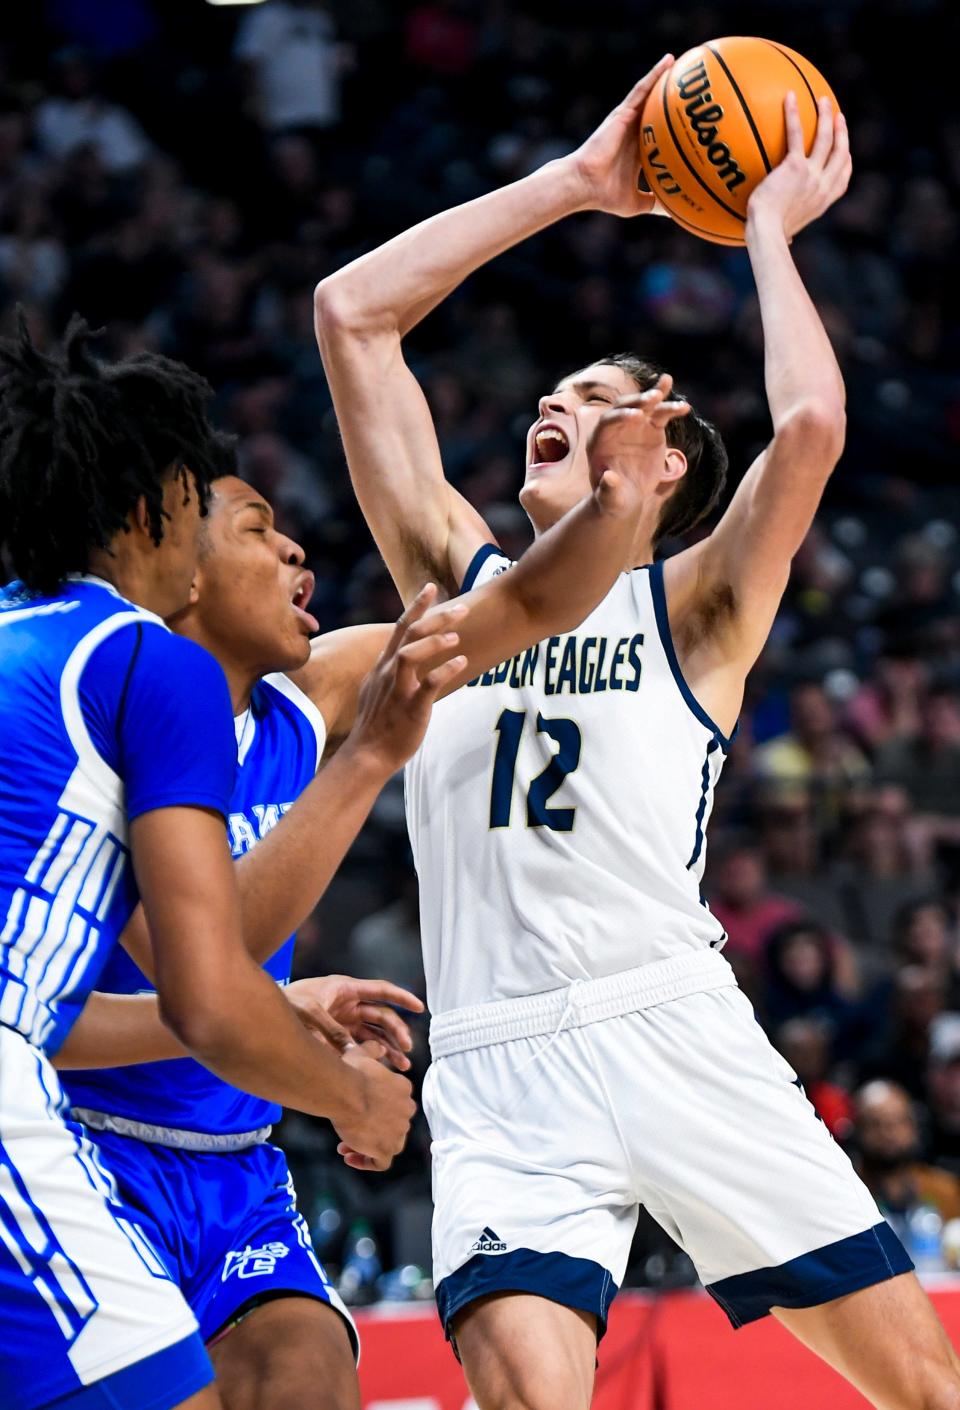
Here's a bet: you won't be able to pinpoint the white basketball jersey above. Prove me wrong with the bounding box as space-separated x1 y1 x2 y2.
405 547 732 1016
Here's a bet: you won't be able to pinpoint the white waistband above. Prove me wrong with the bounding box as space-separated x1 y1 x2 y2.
429 948 736 1059
70 1108 271 1152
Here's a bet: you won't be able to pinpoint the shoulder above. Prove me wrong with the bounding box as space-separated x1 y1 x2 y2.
259 671 327 766
460 543 512 594
288 624 392 743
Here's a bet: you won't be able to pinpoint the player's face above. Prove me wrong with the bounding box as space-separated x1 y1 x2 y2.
519 363 650 531
183 477 318 673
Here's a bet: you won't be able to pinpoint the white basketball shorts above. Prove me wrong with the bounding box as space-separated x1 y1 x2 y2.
424 949 912 1342
0 1026 212 1410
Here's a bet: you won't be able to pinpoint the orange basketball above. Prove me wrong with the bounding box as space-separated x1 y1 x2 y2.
639 37 837 245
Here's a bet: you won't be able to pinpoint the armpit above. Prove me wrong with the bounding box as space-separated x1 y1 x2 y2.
678 580 737 652
397 526 458 600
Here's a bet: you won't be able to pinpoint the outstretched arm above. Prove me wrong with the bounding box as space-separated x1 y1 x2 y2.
668 95 851 683
314 58 673 603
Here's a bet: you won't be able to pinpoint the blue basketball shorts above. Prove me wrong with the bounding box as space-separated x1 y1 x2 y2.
425 955 913 1343
0 1028 212 1410
80 1127 358 1358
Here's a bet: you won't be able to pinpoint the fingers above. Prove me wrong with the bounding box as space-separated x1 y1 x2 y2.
357 1039 387 1062
353 980 425 1013
354 1029 411 1070
381 582 439 661
419 654 468 695
399 600 468 646
783 91 805 156
357 1003 413 1051
620 54 674 113
396 629 462 669
294 1000 353 1050
338 1144 386 1172
824 109 851 191
810 94 835 166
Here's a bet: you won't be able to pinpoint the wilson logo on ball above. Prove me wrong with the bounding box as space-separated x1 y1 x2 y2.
676 60 747 194
638 37 838 246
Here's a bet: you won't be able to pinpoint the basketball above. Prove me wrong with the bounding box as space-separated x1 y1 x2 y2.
639 37 838 245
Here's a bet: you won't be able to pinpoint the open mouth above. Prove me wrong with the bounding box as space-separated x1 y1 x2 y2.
289 571 318 632
531 425 570 467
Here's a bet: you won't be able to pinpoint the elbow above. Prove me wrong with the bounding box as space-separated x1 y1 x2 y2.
313 279 396 350
158 994 233 1064
780 401 846 470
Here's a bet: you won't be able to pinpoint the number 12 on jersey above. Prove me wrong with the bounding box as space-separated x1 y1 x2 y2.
489 709 582 831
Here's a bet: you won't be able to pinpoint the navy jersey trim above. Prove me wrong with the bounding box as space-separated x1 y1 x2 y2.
436 1247 617 1346
686 737 721 870
113 623 143 764
706 1221 912 1329
460 542 504 594
647 561 735 752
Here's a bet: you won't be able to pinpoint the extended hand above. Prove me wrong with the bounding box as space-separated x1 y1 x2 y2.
747 94 851 239
567 55 675 217
334 1040 417 1172
588 374 690 516
348 585 467 775
287 974 424 1071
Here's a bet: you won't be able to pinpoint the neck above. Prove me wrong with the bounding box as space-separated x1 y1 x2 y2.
628 529 656 571
529 512 657 573
197 638 259 716
85 547 167 618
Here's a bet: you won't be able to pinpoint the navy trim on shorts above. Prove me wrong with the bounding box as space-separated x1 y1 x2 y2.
436 1248 618 1345
647 561 736 752
460 543 504 594
706 1220 913 1329
48 1332 213 1410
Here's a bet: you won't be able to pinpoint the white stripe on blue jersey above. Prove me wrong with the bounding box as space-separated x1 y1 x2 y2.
0 576 236 1055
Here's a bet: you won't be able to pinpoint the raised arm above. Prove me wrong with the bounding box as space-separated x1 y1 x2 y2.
313 58 673 602
667 95 852 690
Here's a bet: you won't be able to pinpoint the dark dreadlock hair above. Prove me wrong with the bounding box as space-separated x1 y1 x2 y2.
590 353 728 545
0 312 237 592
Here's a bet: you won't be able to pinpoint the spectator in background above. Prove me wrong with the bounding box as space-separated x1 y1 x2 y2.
755 796 850 934
876 684 960 822
892 898 960 999
34 47 152 173
858 965 948 1101
925 1015 960 1177
830 787 937 974
235 0 352 134
762 920 859 1048
845 645 926 751
776 1016 854 1141
753 680 871 819
852 1080 960 1231
706 834 803 968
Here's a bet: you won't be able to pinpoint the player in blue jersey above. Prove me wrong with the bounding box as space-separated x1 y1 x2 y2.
42 368 692 1410
314 58 960 1410
0 319 424 1410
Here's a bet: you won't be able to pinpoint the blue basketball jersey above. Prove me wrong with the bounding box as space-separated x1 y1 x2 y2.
63 672 326 1135
0 576 236 1056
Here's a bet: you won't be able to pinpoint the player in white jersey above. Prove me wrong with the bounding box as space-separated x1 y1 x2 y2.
315 57 960 1410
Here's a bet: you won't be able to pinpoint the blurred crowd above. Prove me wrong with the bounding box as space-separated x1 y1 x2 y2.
2 0 959 1303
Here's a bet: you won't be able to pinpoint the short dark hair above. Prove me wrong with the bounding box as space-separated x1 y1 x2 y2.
590 353 728 544
0 312 236 592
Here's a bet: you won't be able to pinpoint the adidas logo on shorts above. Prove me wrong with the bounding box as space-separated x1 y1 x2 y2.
471 1226 507 1253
